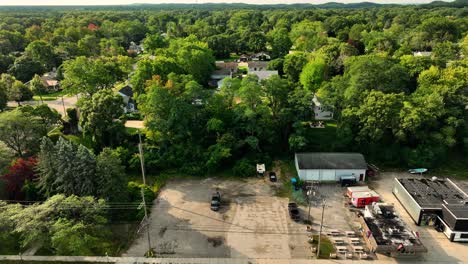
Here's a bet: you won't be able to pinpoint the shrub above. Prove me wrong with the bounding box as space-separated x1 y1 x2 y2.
232 158 253 177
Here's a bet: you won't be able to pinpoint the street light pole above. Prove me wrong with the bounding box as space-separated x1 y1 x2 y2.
138 132 152 256
316 200 325 259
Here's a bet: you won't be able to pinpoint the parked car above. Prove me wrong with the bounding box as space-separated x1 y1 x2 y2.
211 192 221 211
269 171 277 182
288 202 300 221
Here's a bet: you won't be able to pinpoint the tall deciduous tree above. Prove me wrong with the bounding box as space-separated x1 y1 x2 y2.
0 110 43 157
78 89 125 148
267 27 293 59
30 74 47 103
5 194 109 254
62 56 132 96
300 56 327 92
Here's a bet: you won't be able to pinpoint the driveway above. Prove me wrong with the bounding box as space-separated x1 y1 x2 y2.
7 95 78 116
125 177 311 259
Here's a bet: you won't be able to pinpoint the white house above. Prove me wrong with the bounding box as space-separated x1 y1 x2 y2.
251 52 271 61
247 61 268 72
118 85 136 113
312 94 334 120
294 153 367 182
413 51 432 57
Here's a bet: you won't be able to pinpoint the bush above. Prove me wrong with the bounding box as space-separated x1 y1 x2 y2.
125 181 156 220
232 158 253 177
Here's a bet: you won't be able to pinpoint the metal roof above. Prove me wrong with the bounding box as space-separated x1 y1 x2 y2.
398 178 467 208
443 204 468 219
295 152 367 170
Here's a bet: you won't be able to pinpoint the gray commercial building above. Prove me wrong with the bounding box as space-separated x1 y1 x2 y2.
393 178 468 242
294 153 367 182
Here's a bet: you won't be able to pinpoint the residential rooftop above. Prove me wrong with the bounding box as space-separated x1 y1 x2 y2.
398 178 467 208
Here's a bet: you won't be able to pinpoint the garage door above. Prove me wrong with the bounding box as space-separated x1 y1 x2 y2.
321 170 336 181
304 170 319 181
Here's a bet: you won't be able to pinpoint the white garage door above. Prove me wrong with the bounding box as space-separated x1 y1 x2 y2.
320 170 336 181
304 170 319 181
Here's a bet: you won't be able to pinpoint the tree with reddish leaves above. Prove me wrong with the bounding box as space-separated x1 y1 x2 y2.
1 157 37 200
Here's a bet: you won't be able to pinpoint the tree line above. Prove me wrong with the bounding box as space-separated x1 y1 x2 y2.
0 3 466 255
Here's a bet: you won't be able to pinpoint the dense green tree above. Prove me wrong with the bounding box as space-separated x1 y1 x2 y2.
30 74 47 103
0 109 44 157
0 81 7 111
24 40 58 70
131 56 182 95
267 27 293 58
342 91 404 143
432 41 460 66
283 52 308 83
143 33 166 53
78 89 125 148
8 55 45 82
96 148 127 202
300 56 327 92
8 80 33 105
5 194 109 254
0 54 14 73
342 55 410 104
290 20 327 52
162 36 215 84
19 104 61 133
62 56 132 96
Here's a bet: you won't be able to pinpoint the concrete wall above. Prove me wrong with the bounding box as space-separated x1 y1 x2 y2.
393 178 422 225
296 168 366 182
335 169 366 181
439 217 468 242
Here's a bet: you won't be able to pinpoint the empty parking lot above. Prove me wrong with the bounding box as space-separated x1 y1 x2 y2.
125 177 311 259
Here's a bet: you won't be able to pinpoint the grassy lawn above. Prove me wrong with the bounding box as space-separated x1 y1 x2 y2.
273 160 308 205
432 156 468 179
217 53 240 62
309 235 335 259
304 120 338 152
33 90 68 101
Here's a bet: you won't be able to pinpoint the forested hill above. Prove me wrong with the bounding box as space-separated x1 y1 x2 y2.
0 0 465 11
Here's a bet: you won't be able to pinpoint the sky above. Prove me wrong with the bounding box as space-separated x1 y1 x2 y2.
0 0 453 6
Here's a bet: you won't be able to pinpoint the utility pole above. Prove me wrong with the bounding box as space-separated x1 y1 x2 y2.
138 132 152 256
61 96 67 117
306 189 313 223
316 200 325 259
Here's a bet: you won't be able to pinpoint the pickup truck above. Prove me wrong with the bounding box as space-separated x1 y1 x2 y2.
211 192 221 211
288 202 300 221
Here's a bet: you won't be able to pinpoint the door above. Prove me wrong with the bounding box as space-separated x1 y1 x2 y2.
359 174 364 181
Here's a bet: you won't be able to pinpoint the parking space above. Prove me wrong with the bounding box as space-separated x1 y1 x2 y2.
125 171 468 262
125 177 311 259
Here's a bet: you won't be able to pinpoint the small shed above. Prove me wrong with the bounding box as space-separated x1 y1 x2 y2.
295 153 367 182
351 191 380 208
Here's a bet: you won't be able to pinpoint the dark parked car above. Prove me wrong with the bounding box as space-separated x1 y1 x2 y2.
288 202 300 221
211 192 221 211
269 171 277 182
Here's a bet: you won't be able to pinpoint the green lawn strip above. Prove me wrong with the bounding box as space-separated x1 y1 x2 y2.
32 91 68 101
309 235 335 259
